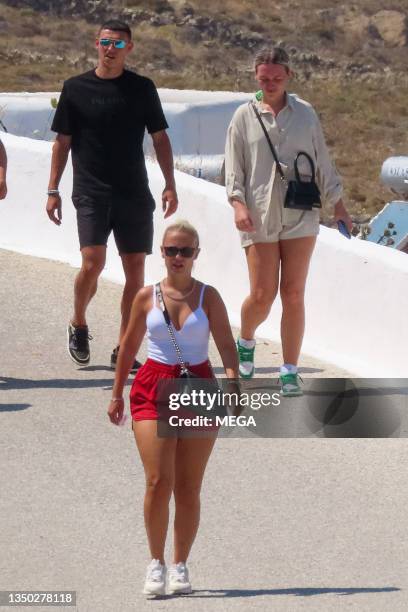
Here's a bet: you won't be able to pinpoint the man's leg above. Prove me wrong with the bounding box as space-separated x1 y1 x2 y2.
67 245 106 365
72 245 106 326
111 198 153 365
118 252 146 343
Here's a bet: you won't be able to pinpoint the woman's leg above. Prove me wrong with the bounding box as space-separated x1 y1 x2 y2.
279 236 317 365
133 420 177 564
241 242 281 339
173 436 217 563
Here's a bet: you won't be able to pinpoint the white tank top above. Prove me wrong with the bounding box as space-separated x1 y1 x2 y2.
147 283 210 365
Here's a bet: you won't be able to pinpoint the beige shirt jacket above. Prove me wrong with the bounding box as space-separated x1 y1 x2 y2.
225 94 343 245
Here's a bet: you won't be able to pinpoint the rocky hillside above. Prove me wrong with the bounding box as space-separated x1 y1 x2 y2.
1 0 408 222
2 0 408 87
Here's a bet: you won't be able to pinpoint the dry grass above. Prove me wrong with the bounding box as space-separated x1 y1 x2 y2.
296 79 408 221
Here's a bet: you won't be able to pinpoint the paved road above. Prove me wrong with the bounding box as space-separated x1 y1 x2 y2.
1 249 407 612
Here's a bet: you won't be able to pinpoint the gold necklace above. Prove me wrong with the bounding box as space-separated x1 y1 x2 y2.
162 279 196 301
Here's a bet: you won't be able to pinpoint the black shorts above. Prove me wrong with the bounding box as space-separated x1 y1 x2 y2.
72 194 155 254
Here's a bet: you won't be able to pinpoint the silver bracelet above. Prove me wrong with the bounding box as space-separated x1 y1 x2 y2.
111 397 124 402
47 189 60 195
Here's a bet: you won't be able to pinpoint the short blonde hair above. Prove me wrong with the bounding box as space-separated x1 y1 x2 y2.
162 220 200 247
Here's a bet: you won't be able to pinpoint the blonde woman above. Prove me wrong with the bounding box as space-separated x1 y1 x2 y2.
108 220 238 596
225 47 352 395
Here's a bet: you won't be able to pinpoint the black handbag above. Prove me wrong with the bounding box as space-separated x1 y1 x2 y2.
251 102 321 211
284 152 321 210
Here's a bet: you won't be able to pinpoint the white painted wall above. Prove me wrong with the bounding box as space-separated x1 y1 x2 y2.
1 131 407 377
0 90 250 179
0 90 249 146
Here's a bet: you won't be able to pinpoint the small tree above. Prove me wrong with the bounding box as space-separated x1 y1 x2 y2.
360 224 371 240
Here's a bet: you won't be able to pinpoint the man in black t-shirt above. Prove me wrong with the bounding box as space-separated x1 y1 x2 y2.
46 19 178 370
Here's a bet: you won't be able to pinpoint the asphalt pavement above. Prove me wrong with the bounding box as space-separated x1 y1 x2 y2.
1 248 407 612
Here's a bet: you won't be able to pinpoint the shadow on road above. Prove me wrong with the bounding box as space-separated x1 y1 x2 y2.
0 376 123 390
187 586 400 598
0 403 31 412
78 365 115 372
211 366 324 375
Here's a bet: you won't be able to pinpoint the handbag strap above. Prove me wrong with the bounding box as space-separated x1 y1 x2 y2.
251 102 287 184
155 282 189 375
294 152 316 183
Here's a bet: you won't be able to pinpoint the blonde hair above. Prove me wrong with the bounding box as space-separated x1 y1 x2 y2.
162 219 200 247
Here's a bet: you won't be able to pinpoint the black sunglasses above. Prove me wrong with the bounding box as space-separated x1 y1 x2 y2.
162 246 196 258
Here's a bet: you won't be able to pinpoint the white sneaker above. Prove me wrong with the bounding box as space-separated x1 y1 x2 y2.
168 562 192 595
143 559 166 597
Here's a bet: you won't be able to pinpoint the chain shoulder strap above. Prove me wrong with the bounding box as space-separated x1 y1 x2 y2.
155 283 189 375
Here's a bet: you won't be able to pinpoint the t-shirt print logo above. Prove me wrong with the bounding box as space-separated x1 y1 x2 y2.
91 96 126 106
50 69 169 198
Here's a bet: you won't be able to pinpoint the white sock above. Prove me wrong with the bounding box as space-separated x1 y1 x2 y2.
280 363 298 375
238 337 256 349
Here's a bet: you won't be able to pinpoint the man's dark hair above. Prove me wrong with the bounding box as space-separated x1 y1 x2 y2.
100 20 132 40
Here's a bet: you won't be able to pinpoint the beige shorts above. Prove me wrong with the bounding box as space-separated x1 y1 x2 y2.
240 203 320 247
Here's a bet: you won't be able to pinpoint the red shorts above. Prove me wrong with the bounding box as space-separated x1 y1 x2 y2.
130 358 214 421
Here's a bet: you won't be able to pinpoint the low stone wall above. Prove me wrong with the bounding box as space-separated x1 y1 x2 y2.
1 131 408 376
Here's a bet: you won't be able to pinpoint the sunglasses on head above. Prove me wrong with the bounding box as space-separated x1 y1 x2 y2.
163 246 196 258
99 38 127 49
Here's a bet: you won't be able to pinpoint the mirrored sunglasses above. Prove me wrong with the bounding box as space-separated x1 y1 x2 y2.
99 38 127 49
163 246 196 258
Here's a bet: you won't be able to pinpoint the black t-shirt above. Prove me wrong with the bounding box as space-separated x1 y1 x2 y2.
51 69 168 201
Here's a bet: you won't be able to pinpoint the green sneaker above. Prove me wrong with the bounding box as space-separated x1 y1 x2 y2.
237 338 255 379
279 373 303 397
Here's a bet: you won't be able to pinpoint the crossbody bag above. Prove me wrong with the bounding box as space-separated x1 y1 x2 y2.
251 102 321 210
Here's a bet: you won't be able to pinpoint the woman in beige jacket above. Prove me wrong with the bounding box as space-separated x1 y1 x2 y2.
225 47 352 395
